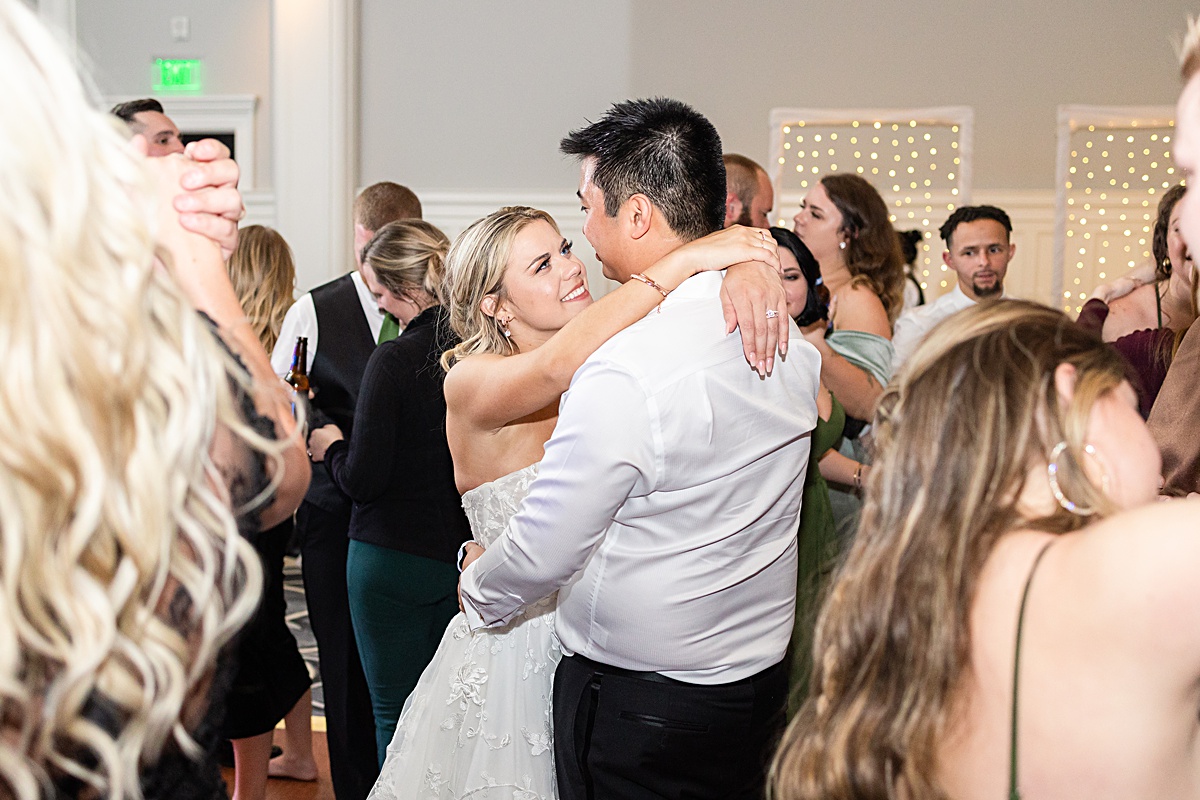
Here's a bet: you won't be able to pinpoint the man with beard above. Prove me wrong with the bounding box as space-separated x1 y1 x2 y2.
723 153 774 229
890 204 1015 369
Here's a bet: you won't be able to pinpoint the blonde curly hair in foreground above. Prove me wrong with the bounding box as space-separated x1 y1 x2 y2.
770 301 1128 800
0 2 264 797
440 206 558 369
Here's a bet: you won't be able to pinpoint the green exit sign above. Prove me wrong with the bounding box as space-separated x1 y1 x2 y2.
154 58 202 92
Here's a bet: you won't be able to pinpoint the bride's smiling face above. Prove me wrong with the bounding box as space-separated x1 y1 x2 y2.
493 220 593 344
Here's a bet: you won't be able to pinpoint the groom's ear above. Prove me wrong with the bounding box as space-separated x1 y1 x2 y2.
625 193 654 241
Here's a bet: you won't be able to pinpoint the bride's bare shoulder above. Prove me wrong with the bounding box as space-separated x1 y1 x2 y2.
444 352 505 400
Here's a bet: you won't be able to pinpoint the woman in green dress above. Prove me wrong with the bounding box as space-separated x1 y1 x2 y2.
771 227 870 714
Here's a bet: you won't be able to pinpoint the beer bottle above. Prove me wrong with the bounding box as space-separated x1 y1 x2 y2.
285 336 309 393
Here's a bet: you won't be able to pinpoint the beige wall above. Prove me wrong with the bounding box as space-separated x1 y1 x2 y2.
71 0 1192 294
359 0 633 191
76 0 273 187
362 0 1187 194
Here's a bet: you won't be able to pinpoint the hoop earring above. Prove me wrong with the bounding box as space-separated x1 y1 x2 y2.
1046 441 1098 517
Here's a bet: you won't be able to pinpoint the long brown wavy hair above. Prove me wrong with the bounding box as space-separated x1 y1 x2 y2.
821 174 906 325
1151 184 1185 281
770 301 1129 800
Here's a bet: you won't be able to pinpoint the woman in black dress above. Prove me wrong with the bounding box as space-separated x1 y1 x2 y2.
225 225 318 799
308 220 470 764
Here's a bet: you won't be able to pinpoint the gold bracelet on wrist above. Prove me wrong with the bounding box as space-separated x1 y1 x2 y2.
853 464 864 491
629 272 669 298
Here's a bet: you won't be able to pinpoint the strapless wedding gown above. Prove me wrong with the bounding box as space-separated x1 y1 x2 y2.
368 463 561 799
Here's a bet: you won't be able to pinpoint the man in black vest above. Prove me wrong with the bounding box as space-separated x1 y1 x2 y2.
271 182 422 800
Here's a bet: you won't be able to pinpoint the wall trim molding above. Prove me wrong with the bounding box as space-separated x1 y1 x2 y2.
242 190 277 228
415 188 1062 306
278 185 1068 303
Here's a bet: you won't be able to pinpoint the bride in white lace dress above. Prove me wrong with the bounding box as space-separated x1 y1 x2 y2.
368 207 783 799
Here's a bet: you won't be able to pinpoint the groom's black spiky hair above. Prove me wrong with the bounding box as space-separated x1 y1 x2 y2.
560 98 725 243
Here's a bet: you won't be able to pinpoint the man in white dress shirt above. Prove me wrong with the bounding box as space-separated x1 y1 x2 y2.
890 205 1015 370
460 98 820 800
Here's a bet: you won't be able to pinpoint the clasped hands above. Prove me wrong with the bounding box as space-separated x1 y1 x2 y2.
139 136 245 262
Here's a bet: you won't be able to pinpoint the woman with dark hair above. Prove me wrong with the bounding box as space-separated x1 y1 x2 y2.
771 301 1195 800
1077 185 1197 415
1091 184 1195 340
793 175 905 422
770 226 869 712
897 228 927 312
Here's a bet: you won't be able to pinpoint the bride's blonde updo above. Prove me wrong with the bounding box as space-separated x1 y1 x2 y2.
440 206 558 369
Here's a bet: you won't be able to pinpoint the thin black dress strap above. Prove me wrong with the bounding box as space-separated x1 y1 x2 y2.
1009 538 1055 800
1156 280 1164 329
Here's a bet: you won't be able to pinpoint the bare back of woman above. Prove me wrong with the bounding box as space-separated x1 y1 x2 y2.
771 302 1198 800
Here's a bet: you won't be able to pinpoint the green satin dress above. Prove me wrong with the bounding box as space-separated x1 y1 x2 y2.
788 392 846 717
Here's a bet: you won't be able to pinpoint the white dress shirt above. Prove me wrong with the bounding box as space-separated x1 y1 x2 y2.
460 271 821 684
270 270 385 376
890 283 979 371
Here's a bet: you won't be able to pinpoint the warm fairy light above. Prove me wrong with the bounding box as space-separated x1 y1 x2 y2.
775 112 968 298
1059 117 1175 313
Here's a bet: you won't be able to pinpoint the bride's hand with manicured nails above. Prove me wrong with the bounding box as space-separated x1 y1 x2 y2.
646 225 789 375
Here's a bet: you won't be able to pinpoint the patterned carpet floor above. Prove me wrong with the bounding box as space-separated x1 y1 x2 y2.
282 555 323 716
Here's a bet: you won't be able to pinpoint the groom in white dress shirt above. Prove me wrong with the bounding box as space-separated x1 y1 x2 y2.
459 98 820 800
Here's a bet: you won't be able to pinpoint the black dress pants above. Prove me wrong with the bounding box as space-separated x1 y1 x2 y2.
553 653 787 800
297 501 378 800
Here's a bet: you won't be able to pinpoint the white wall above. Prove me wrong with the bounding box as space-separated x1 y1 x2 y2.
624 0 1187 191
75 0 273 188
71 0 1194 297
359 0 633 192
362 0 1187 194
359 0 1189 302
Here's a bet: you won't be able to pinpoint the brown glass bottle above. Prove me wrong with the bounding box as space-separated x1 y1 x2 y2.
285 336 309 393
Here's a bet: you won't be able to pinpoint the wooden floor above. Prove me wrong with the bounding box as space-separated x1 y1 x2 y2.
221 726 335 800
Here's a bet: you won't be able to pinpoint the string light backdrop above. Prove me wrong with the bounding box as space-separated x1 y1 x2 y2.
1053 105 1177 314
768 106 973 300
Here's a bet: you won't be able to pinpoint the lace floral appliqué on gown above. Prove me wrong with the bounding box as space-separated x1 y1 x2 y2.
369 463 561 800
